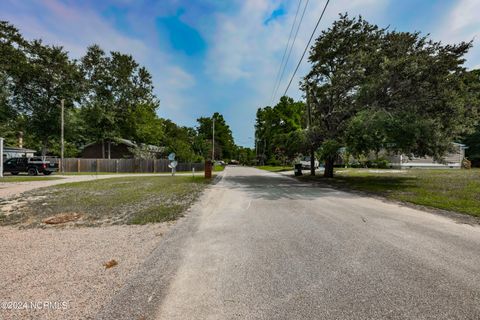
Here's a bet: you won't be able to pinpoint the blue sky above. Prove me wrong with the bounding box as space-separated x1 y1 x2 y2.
1 0 479 147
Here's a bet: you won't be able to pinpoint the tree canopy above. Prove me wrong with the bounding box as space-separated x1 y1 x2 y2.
462 69 480 166
303 14 479 176
255 96 306 165
197 112 236 160
0 20 251 162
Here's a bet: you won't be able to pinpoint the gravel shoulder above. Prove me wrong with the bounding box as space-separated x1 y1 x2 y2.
0 223 170 320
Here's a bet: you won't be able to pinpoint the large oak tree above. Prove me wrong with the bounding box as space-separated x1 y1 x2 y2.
304 14 478 177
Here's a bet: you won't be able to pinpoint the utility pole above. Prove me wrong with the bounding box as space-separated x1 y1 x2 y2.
307 88 315 176
255 135 258 164
0 137 4 178
60 99 64 173
212 116 215 161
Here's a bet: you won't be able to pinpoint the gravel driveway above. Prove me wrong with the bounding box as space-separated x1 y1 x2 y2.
0 223 170 320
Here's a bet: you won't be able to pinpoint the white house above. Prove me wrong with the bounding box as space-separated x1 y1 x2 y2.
388 143 467 169
2 146 36 159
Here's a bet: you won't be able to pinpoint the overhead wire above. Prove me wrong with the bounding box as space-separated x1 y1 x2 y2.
282 0 330 98
270 0 303 105
270 0 309 105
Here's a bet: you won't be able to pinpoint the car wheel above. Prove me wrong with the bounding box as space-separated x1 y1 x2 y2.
28 168 38 176
43 171 52 176
11 172 19 175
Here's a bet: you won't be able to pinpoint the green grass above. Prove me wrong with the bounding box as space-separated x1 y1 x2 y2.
213 165 225 172
300 168 480 217
255 165 292 172
60 172 126 175
60 171 202 175
0 176 210 227
0 176 63 183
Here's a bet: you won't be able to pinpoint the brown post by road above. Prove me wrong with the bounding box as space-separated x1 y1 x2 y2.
205 160 212 179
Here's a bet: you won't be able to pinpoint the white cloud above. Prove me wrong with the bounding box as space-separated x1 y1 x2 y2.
448 0 479 37
434 0 480 69
2 0 147 59
165 66 196 90
206 0 388 93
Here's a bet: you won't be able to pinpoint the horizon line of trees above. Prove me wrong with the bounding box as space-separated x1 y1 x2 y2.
256 13 480 177
0 20 254 164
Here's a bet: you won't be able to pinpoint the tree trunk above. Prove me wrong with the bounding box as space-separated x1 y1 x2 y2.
41 138 48 157
310 147 315 176
101 139 105 159
324 157 334 178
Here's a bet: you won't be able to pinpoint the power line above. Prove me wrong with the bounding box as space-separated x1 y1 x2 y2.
283 0 330 98
272 0 310 105
270 0 303 105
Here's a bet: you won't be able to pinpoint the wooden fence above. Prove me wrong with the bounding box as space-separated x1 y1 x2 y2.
51 158 204 173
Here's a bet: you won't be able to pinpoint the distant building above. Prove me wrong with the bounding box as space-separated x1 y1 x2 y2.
338 143 467 169
2 146 36 159
81 138 164 159
388 143 467 169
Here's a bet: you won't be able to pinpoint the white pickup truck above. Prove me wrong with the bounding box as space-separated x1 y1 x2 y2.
299 156 320 170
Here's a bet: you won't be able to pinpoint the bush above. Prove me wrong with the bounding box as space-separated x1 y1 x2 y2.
347 158 389 168
374 159 390 169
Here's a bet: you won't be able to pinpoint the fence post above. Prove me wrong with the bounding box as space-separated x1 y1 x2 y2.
116 160 119 173
153 160 157 173
77 159 80 173
205 160 212 179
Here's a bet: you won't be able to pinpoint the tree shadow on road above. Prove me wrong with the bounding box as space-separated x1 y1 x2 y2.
220 173 361 201
299 174 419 195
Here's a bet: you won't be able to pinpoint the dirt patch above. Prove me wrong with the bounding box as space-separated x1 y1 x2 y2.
103 259 118 269
43 213 82 225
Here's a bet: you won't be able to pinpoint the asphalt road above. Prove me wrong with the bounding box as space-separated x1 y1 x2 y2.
96 166 480 320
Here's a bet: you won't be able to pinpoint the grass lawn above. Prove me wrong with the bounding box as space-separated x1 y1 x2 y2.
0 176 63 183
255 165 292 172
60 171 203 175
300 168 480 217
0 176 210 227
214 165 225 172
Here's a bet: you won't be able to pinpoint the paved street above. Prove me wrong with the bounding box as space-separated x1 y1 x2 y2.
97 166 480 320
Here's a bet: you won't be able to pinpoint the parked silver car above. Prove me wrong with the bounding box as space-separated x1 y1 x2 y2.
299 156 319 169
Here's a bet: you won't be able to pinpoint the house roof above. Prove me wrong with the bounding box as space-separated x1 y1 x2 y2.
82 138 137 149
3 146 37 153
453 142 468 149
82 138 164 153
